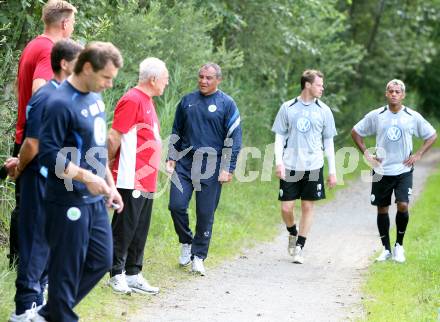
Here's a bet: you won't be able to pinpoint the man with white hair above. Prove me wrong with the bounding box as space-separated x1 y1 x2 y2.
352 79 437 263
107 57 169 294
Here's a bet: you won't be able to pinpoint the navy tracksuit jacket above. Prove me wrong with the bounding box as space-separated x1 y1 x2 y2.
168 89 242 259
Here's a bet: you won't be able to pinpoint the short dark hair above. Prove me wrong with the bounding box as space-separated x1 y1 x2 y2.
51 39 83 73
199 62 222 79
74 42 123 75
300 69 324 90
42 0 77 25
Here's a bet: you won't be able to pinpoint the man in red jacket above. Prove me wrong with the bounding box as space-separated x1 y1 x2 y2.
107 57 169 295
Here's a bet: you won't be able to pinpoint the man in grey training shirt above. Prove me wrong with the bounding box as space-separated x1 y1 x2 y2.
272 69 337 264
351 79 437 263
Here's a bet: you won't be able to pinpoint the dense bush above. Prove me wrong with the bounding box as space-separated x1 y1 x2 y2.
0 0 439 240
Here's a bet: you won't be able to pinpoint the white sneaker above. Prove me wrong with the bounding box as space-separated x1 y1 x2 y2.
179 243 192 266
108 272 132 294
393 243 406 263
191 256 206 276
293 246 304 264
9 303 37 322
31 312 48 322
375 248 392 262
288 235 296 256
126 273 159 294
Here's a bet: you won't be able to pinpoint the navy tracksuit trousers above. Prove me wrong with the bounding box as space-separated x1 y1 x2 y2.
169 154 222 259
39 200 112 322
15 169 48 314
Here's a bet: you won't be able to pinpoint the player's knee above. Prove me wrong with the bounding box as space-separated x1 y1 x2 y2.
377 206 389 214
301 201 314 213
281 204 293 215
397 202 408 212
168 200 186 215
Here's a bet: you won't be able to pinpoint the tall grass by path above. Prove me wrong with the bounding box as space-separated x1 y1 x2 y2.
362 164 440 322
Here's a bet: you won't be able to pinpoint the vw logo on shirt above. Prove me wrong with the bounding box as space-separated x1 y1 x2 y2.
386 126 402 141
296 117 311 133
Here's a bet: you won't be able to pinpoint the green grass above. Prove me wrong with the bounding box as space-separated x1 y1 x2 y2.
362 165 440 322
0 248 15 319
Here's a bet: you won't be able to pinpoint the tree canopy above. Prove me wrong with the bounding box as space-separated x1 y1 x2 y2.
0 0 439 155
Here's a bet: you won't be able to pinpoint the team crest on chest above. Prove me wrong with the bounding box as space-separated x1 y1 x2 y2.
386 126 402 141
208 104 217 112
296 117 311 133
66 207 81 221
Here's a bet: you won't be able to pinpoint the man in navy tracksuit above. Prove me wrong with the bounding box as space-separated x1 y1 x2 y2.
6 40 83 322
37 42 124 322
166 63 242 276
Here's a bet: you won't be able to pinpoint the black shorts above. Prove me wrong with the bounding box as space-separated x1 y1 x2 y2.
278 168 325 201
370 170 413 206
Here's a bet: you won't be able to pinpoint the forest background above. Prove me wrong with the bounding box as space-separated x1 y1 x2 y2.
0 0 440 243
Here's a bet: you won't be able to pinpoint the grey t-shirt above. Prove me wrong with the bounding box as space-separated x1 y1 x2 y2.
353 105 436 175
272 97 337 171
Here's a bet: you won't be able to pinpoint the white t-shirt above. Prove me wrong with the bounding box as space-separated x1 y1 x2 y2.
272 97 337 171
354 105 436 175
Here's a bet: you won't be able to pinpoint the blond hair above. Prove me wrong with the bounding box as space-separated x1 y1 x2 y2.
42 0 77 25
300 69 324 90
386 79 406 92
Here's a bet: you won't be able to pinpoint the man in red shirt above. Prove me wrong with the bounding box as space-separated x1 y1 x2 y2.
5 0 77 267
16 0 77 146
107 57 169 295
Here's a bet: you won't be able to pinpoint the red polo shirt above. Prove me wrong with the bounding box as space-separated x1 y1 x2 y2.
111 88 161 193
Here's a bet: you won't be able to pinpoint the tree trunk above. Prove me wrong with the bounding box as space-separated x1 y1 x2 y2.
366 0 386 53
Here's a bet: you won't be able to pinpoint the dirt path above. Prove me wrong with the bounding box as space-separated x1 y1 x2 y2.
130 150 440 322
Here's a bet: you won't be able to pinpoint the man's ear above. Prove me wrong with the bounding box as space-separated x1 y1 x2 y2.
60 59 68 71
82 62 93 75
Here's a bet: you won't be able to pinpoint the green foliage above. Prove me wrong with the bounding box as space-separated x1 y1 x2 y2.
0 3 439 319
1 0 439 240
199 0 364 150
102 1 243 134
343 0 440 90
0 1 438 318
